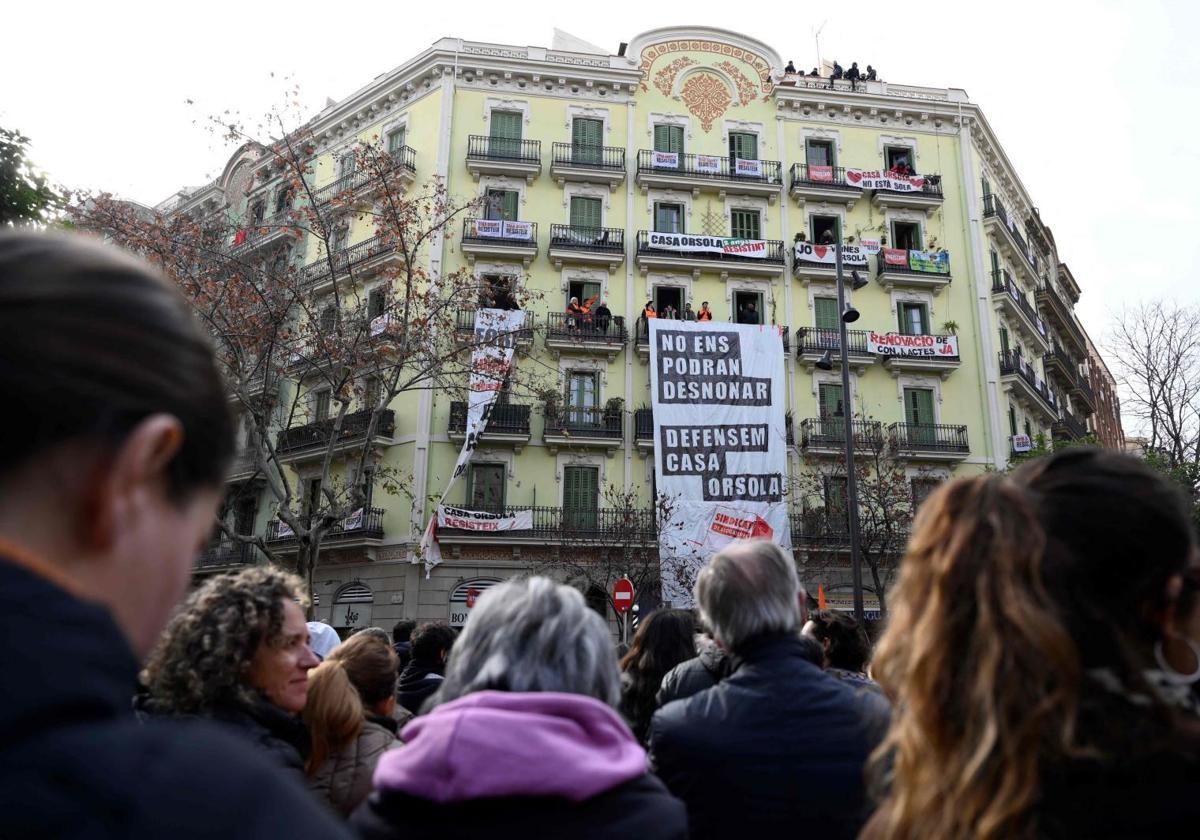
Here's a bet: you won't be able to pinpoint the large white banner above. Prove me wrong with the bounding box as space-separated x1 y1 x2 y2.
470 219 534 241
845 168 929 192
793 241 869 267
418 309 526 571
647 231 769 259
867 331 960 358
650 321 791 605
437 505 533 532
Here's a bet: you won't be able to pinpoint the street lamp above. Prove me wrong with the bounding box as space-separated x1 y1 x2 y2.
831 242 866 624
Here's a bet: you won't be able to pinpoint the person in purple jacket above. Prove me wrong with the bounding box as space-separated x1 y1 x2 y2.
352 576 687 840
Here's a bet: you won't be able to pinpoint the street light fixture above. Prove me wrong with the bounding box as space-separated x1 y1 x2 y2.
832 243 866 624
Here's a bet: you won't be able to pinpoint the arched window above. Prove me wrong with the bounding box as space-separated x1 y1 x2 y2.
331 581 373 632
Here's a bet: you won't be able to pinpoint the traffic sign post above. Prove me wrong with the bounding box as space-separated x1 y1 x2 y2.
613 577 635 645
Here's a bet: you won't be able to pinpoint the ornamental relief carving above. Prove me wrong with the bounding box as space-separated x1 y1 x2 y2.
639 39 773 97
680 73 732 132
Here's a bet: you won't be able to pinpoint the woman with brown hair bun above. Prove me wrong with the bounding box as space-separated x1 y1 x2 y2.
306 633 404 815
864 448 1200 839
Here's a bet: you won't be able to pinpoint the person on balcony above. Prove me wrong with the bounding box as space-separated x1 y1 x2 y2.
697 301 713 321
593 300 612 334
661 304 678 320
809 68 820 77
784 60 796 74
643 301 657 321
683 303 697 321
566 296 586 332
865 65 877 81
846 62 861 91
829 60 843 89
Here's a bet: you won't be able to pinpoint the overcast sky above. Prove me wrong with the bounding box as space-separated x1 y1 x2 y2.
5 0 1197 345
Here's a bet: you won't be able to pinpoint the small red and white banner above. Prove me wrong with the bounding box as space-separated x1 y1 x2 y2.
807 164 834 183
867 331 959 358
651 150 680 168
859 237 882 255
695 154 721 173
793 241 869 267
700 506 776 554
436 505 534 532
1012 434 1033 453
882 247 908 267
845 168 927 192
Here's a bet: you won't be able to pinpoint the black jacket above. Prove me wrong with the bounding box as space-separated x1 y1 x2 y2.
648 633 888 840
656 637 731 707
352 773 687 840
0 556 352 839
397 660 445 714
210 699 312 779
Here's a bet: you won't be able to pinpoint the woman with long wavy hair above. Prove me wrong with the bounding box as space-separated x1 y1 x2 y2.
863 448 1200 839
619 608 696 743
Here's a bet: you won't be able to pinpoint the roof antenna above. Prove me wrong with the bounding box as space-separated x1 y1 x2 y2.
813 21 827 72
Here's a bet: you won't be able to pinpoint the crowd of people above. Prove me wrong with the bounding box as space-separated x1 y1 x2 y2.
784 59 879 90
3 230 1200 838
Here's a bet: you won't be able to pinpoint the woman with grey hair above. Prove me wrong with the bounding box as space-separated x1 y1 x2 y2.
352 576 687 839
141 567 320 778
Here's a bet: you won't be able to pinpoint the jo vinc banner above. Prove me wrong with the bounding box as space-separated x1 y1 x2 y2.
650 321 791 605
793 241 869 267
647 231 768 259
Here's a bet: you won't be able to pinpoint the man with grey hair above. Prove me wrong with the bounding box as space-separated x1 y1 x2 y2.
648 541 887 840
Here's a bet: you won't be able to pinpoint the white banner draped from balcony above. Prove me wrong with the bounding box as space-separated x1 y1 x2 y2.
648 231 769 258
845 168 928 192
793 241 869 266
867 332 959 358
437 505 533 532
650 321 791 605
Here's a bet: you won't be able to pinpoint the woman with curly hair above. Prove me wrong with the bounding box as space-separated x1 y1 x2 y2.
618 608 696 743
863 449 1200 839
142 566 320 776
305 633 403 815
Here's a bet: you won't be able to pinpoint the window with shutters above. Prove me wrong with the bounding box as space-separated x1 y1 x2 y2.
653 124 684 155
911 478 940 510
1009 405 1018 437
730 209 761 240
567 280 601 309
885 146 913 170
319 307 337 333
489 111 523 157
898 302 929 336
274 187 292 215
1024 419 1033 439
728 131 758 163
981 175 992 197
566 371 599 425
313 389 331 422
386 127 406 154
563 466 599 530
904 388 937 444
485 189 519 221
338 154 356 179
818 382 845 440
466 463 506 513
232 494 257 536
823 475 849 532
569 196 602 231
367 288 385 319
571 117 603 165
990 250 1000 274
999 326 1011 356
250 200 266 225
891 221 922 251
806 139 835 167
305 478 323 517
810 214 840 244
814 297 839 330
330 226 349 253
654 202 684 233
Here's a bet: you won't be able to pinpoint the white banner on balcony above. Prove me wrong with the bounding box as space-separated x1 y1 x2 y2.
471 219 534 241
647 231 769 259
845 168 928 192
734 158 763 177
867 331 959 358
650 321 791 606
437 505 533 532
651 150 680 169
793 241 869 267
695 154 721 173
417 308 526 572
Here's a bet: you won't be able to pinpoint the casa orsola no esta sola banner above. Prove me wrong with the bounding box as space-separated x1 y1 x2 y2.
649 321 791 605
418 309 527 572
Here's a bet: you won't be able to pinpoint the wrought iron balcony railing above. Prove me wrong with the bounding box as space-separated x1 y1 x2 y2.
453 309 534 344
435 505 657 542
299 234 396 286
551 142 625 171
991 270 1048 340
789 163 858 190
795 327 870 355
636 150 783 186
196 541 258 569
799 418 885 449
998 351 1059 414
461 217 538 246
311 147 417 206
888 422 970 454
545 311 627 343
276 409 396 456
548 224 624 255
544 406 623 439
467 135 541 164
266 506 385 543
448 401 531 436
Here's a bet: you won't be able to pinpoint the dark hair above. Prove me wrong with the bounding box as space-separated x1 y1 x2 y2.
410 622 456 665
618 608 696 741
865 448 1199 839
796 634 824 666
0 232 233 500
328 633 398 706
392 619 416 645
810 609 871 672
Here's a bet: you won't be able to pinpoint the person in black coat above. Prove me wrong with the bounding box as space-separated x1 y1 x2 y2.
392 619 416 673
656 632 731 707
0 232 351 839
648 541 887 840
397 621 457 714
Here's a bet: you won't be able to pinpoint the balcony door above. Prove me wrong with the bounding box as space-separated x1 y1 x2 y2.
818 382 845 440
891 220 922 251
569 195 602 235
904 387 936 445
729 131 758 164
653 124 684 168
898 302 929 336
813 296 839 347
823 475 849 534
566 371 599 426
485 188 518 222
805 139 834 168
654 202 683 233
730 209 761 240
563 465 599 531
489 110 523 158
466 463 506 513
572 117 603 165
386 126 406 155
809 214 840 244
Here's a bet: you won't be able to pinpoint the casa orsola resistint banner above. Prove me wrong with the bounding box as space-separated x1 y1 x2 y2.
649 321 791 604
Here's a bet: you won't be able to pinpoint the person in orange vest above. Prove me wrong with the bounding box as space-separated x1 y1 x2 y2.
697 301 713 321
566 296 586 332
643 301 657 320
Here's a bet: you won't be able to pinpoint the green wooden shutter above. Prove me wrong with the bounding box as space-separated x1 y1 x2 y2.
485 189 518 221
814 297 839 330
654 202 683 233
729 132 758 161
489 111 523 157
654 125 684 154
730 210 760 240
387 127 406 154
570 196 602 231
563 466 599 530
904 388 936 444
899 303 928 336
981 175 992 197
818 383 845 440
572 118 603 164
806 140 832 167
999 326 1011 356
1009 405 1018 437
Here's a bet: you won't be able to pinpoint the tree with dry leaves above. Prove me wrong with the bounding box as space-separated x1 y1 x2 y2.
73 107 542 611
